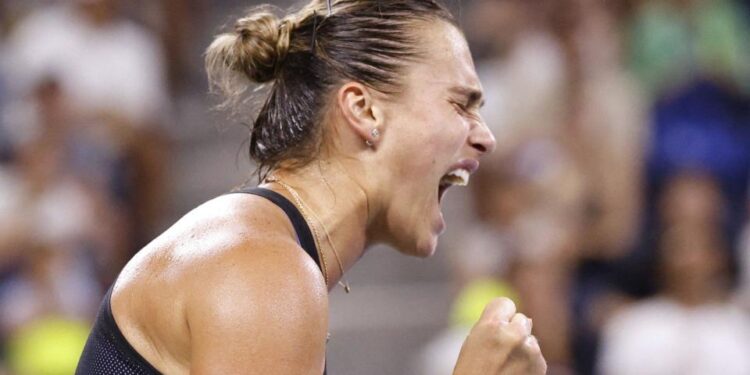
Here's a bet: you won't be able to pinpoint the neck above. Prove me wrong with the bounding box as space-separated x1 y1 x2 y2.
261 161 371 291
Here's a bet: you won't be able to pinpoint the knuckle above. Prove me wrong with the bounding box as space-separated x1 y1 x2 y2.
525 339 542 356
474 319 501 333
512 312 528 320
495 297 517 313
480 297 517 322
508 319 530 337
499 325 526 345
511 313 532 331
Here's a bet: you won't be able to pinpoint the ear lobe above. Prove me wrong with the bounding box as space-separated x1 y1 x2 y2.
338 82 382 147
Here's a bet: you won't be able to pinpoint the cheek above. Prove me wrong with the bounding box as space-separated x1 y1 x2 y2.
430 111 470 155
425 103 466 138
388 105 468 177
408 124 457 169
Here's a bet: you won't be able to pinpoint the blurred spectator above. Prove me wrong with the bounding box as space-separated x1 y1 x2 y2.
0 77 126 371
4 0 172 244
472 1 649 373
425 0 750 374
22 78 129 275
567 0 647 260
597 223 750 375
643 81 750 276
563 4 649 368
470 0 569 156
659 171 725 229
614 170 727 295
4 0 168 126
628 0 750 97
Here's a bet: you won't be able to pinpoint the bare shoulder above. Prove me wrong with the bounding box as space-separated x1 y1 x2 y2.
114 193 328 374
121 192 326 288
180 192 327 294
183 194 329 373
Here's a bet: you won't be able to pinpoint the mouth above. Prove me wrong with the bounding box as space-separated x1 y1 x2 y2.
438 160 478 203
438 169 469 201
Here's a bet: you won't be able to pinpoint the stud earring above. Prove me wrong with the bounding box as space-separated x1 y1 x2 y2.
366 128 379 147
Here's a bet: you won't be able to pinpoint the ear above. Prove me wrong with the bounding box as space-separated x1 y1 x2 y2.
337 82 383 147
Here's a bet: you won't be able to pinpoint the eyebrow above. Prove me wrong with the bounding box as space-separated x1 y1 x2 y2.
449 86 485 108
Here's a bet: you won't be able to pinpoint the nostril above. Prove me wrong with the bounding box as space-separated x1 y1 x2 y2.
472 142 487 153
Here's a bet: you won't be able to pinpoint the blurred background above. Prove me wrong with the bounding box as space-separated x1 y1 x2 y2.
1 0 750 374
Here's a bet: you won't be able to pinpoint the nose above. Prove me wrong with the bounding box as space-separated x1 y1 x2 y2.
468 117 496 155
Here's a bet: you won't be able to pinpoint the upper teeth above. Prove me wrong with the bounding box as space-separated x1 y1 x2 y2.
443 168 470 186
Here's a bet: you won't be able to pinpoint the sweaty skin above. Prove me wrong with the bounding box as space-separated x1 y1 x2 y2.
106 20 543 374
112 194 328 374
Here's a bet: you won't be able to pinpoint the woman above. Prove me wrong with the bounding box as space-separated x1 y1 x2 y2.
76 0 546 373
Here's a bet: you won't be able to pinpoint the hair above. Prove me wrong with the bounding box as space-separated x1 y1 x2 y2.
206 0 456 179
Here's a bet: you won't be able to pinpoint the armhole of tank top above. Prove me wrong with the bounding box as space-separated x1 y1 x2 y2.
104 286 163 373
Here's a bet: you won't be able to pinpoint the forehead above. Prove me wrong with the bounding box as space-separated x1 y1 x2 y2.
405 21 482 94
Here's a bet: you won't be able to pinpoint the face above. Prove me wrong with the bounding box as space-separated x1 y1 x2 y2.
660 173 722 227
659 226 725 289
373 21 496 257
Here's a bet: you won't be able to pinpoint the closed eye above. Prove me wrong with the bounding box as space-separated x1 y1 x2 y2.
449 86 484 110
452 101 480 119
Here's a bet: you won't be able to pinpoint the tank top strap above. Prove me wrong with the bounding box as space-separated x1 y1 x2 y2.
230 187 322 273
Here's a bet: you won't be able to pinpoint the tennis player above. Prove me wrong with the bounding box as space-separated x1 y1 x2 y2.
76 0 546 373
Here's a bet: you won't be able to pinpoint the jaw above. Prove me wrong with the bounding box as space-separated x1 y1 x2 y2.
371 162 461 258
381 189 445 258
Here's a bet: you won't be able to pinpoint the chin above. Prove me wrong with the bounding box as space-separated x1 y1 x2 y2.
389 198 444 258
410 234 440 258
390 230 439 258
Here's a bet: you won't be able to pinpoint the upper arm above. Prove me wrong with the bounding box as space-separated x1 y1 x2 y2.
186 242 328 374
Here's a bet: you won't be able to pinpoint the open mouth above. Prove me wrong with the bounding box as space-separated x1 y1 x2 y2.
438 168 471 203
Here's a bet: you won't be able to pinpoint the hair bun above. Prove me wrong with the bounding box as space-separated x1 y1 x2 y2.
234 12 291 82
206 11 290 96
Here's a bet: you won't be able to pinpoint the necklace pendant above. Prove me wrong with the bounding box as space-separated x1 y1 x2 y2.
338 280 351 293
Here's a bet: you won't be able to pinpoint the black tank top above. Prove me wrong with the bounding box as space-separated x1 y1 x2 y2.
76 188 326 374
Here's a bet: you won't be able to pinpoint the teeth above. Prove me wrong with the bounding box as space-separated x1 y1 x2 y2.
441 168 470 186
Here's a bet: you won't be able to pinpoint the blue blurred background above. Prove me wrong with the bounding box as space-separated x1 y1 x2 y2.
1 0 750 374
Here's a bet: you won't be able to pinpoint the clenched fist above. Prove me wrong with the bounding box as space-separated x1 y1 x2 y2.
452 298 547 375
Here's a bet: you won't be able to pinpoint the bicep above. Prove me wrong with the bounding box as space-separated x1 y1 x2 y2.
187 251 328 374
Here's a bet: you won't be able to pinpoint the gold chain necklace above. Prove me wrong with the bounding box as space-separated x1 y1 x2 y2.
267 177 351 293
